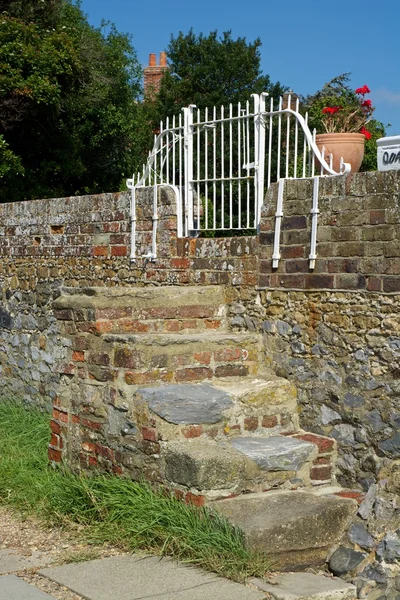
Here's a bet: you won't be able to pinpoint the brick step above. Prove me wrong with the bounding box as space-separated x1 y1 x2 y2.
213 490 358 571
63 332 263 385
53 286 228 335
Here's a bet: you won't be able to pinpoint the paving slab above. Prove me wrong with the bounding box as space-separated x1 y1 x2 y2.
0 575 57 600
0 549 52 574
250 572 357 600
40 554 265 600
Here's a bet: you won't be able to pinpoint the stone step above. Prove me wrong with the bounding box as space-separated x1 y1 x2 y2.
213 490 358 571
54 286 228 334
68 332 263 385
162 436 319 499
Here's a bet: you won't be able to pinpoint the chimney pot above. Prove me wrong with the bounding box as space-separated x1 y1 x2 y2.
149 53 156 67
160 51 167 67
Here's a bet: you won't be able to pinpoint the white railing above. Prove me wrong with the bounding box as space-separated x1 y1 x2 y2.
127 93 350 262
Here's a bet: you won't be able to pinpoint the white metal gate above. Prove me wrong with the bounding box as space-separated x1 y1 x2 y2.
127 93 350 260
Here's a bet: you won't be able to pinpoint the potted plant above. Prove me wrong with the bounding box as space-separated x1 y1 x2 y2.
304 74 374 173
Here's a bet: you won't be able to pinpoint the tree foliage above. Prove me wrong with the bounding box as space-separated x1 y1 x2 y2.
0 0 143 201
153 29 286 123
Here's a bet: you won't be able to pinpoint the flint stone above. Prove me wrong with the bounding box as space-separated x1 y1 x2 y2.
214 491 357 571
138 384 233 424
366 410 385 433
229 436 316 471
376 533 400 563
361 563 388 584
378 432 400 457
358 484 376 520
329 546 367 576
332 424 356 446
321 404 341 425
348 523 375 549
344 393 364 408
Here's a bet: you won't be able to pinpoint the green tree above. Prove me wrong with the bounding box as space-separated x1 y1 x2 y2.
0 0 143 201
154 29 286 122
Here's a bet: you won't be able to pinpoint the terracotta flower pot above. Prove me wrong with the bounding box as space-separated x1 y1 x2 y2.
315 133 365 174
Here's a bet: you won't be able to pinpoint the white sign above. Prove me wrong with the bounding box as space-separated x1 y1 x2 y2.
377 135 400 171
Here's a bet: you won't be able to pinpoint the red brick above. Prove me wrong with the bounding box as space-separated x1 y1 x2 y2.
111 245 127 256
95 320 113 334
53 309 73 321
262 415 278 428
88 353 110 366
367 277 382 292
311 466 332 480
182 425 203 439
175 367 212 382
313 456 331 466
244 417 258 431
50 433 62 448
80 418 103 431
214 348 242 362
185 492 205 507
88 456 98 466
114 347 141 369
293 433 334 453
370 210 385 225
58 362 76 375
170 257 190 269
72 350 85 362
52 408 68 423
205 319 221 329
94 444 115 461
92 245 108 256
193 351 212 365
112 465 123 475
71 414 80 424
215 365 249 378
50 419 61 434
142 427 157 442
48 447 62 463
334 490 365 505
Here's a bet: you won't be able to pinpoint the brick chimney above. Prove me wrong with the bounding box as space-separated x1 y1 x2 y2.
144 52 168 99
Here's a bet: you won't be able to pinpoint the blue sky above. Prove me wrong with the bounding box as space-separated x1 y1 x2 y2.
80 0 400 135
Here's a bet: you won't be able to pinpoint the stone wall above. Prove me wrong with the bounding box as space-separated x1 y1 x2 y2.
0 188 256 406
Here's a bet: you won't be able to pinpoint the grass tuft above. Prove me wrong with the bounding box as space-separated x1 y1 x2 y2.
0 400 271 581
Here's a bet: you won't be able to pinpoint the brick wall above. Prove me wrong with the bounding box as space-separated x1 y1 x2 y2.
259 171 400 292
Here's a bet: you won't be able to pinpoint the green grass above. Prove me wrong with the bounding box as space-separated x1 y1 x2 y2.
0 400 271 581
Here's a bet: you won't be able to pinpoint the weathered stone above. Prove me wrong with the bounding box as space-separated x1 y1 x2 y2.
164 439 259 490
214 491 357 571
137 384 233 425
329 546 367 576
348 523 375 549
344 393 364 408
332 424 356 446
366 410 385 433
229 436 316 471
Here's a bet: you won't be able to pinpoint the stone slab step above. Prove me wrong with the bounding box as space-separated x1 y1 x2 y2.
54 286 228 334
213 490 358 571
229 436 317 472
249 572 356 600
163 436 318 498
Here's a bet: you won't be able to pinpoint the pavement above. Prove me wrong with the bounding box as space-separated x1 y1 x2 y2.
0 548 266 600
0 546 358 600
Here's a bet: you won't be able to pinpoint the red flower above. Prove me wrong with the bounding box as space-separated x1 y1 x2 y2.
362 99 372 108
360 127 372 140
355 85 371 95
322 106 341 114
